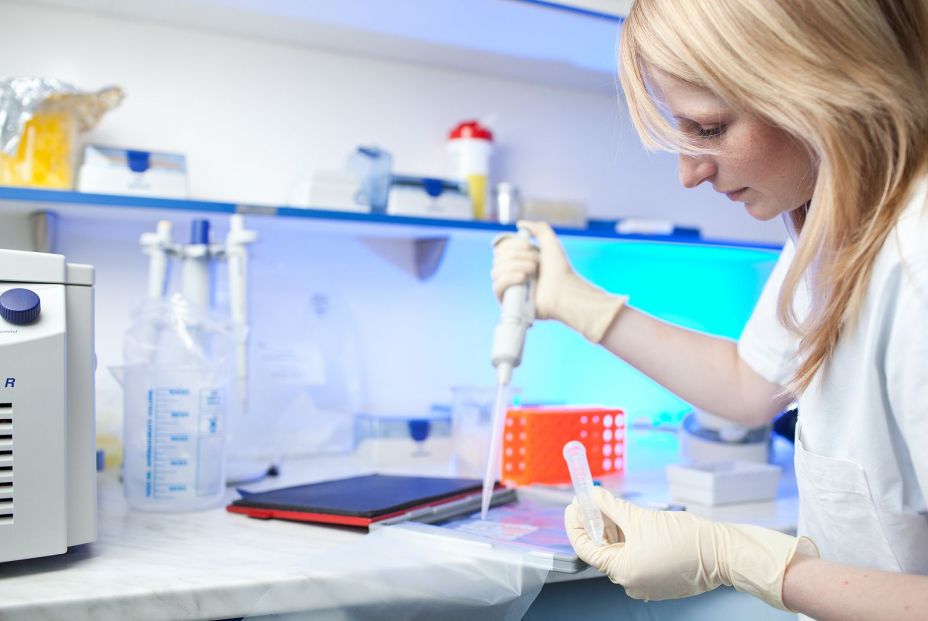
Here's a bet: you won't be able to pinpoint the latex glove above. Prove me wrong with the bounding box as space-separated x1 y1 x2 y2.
491 220 627 343
565 487 818 610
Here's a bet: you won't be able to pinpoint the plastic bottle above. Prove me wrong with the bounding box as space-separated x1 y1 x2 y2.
447 120 493 220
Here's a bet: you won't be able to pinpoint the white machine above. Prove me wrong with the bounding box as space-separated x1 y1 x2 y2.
0 249 96 563
679 409 771 463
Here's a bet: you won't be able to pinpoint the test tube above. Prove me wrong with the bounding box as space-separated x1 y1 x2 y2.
562 440 605 546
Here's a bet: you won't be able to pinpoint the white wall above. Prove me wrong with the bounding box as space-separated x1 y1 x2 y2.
0 2 785 447
0 1 786 242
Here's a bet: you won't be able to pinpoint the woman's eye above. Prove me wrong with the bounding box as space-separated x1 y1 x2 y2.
696 125 727 139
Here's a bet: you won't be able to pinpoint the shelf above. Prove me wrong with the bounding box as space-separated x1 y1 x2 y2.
0 186 781 249
0 186 782 279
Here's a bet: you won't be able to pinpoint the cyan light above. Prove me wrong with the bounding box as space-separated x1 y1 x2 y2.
517 239 781 425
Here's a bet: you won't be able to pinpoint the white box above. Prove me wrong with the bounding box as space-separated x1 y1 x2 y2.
387 178 472 220
77 145 188 198
303 170 368 212
666 460 781 506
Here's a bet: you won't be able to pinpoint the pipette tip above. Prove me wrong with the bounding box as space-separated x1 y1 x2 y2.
496 362 513 386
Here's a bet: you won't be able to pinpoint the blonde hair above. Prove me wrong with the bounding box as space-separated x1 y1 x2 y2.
620 0 928 393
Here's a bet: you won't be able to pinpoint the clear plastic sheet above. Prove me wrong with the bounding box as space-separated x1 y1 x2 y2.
123 294 235 368
242 525 550 620
0 77 123 154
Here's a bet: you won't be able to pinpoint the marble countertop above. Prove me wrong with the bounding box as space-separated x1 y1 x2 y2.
0 431 799 621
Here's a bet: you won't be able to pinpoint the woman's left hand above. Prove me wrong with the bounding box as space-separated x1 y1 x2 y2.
565 487 817 610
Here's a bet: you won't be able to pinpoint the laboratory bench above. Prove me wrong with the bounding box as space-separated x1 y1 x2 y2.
0 431 799 621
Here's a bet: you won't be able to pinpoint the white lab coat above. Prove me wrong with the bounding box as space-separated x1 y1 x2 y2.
738 177 928 574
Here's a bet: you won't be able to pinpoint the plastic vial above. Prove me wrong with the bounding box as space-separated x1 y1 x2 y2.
563 440 605 545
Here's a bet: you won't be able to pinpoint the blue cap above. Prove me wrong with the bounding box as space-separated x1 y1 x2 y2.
407 419 432 443
0 288 41 325
190 219 210 245
126 150 151 173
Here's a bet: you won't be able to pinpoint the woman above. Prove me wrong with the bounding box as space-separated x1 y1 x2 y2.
492 0 928 618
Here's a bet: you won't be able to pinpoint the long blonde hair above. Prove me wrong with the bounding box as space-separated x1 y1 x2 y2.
620 0 928 393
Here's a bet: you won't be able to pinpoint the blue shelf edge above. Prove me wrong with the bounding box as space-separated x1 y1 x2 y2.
0 186 782 251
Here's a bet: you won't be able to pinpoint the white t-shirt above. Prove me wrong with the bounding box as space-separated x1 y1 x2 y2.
738 177 928 573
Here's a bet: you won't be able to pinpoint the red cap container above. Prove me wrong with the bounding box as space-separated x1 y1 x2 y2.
448 120 493 142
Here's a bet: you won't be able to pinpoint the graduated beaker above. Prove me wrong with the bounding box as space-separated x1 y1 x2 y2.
121 365 228 511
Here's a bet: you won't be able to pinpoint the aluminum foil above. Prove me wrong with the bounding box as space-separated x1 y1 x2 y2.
0 77 124 155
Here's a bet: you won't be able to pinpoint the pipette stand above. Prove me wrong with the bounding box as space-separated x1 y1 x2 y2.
139 215 260 482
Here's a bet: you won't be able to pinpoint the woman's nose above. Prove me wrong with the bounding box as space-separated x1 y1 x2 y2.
678 154 717 188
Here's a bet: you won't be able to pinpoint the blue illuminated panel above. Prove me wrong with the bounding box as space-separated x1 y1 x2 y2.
517 239 780 425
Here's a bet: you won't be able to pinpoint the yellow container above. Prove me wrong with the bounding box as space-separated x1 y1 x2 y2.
0 108 77 189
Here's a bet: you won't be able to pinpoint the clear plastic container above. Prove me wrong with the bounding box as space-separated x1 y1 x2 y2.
450 385 521 478
119 297 233 511
354 406 452 469
121 365 228 511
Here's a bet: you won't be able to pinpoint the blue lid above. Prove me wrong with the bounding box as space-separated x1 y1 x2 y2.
422 177 444 198
126 150 151 173
0 288 41 325
190 219 210 245
407 419 432 443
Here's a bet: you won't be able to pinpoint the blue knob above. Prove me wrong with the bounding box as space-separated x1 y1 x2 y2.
0 288 41 325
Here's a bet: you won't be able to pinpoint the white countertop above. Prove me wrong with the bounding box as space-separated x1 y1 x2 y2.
0 430 799 620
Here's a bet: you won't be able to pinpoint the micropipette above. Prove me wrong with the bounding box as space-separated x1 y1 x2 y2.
563 440 605 546
482 226 536 520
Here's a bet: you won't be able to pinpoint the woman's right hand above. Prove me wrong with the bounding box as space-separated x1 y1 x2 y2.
491 220 627 343
491 220 566 321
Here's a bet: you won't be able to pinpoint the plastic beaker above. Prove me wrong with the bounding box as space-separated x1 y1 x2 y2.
450 385 520 478
120 364 228 511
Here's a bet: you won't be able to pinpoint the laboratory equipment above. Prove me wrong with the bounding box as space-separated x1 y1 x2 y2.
490 228 536 387
666 460 782 506
447 120 494 219
494 182 522 224
347 146 393 213
251 290 361 460
395 492 587 573
679 408 771 463
227 474 516 528
303 169 369 212
450 384 521 478
0 78 123 189
140 217 255 407
0 249 96 562
77 145 189 198
483 226 536 519
355 407 452 468
562 440 604 546
386 175 472 220
503 406 625 486
137 216 259 485
121 298 233 511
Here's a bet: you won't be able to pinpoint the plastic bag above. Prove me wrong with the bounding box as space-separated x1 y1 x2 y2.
0 77 123 188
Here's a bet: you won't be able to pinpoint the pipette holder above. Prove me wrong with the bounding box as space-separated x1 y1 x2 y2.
139 216 256 398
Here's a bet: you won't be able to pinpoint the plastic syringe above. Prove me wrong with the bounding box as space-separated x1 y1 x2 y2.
563 440 605 546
